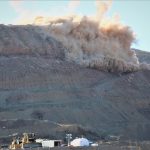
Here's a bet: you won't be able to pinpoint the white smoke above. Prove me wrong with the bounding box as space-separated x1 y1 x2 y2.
95 0 112 20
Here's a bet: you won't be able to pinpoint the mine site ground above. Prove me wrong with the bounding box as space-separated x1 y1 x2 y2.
0 145 149 150
1 141 150 150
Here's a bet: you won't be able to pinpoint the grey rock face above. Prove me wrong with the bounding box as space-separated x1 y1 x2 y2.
0 25 150 141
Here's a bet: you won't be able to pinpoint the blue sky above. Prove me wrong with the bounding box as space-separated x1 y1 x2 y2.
0 0 150 52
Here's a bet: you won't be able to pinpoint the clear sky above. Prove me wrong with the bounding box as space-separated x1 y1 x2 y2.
0 0 150 52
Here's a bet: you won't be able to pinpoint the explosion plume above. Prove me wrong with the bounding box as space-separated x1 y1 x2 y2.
29 1 150 72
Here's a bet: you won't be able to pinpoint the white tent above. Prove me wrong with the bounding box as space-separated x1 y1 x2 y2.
70 138 89 147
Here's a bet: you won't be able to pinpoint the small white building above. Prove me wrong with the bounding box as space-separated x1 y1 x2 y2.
91 143 98 147
36 139 44 143
41 140 62 148
70 138 89 147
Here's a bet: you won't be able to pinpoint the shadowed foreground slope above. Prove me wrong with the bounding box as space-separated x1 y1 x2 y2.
0 25 150 142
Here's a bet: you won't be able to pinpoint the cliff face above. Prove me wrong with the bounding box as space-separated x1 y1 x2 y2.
0 25 65 59
0 25 150 141
135 49 150 63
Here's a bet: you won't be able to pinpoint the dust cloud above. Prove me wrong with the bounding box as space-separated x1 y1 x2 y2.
21 0 150 72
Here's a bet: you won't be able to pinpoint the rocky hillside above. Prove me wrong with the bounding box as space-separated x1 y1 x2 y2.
0 25 150 142
135 49 150 63
0 24 64 58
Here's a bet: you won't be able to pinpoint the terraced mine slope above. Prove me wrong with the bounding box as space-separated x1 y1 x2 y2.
0 25 150 142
